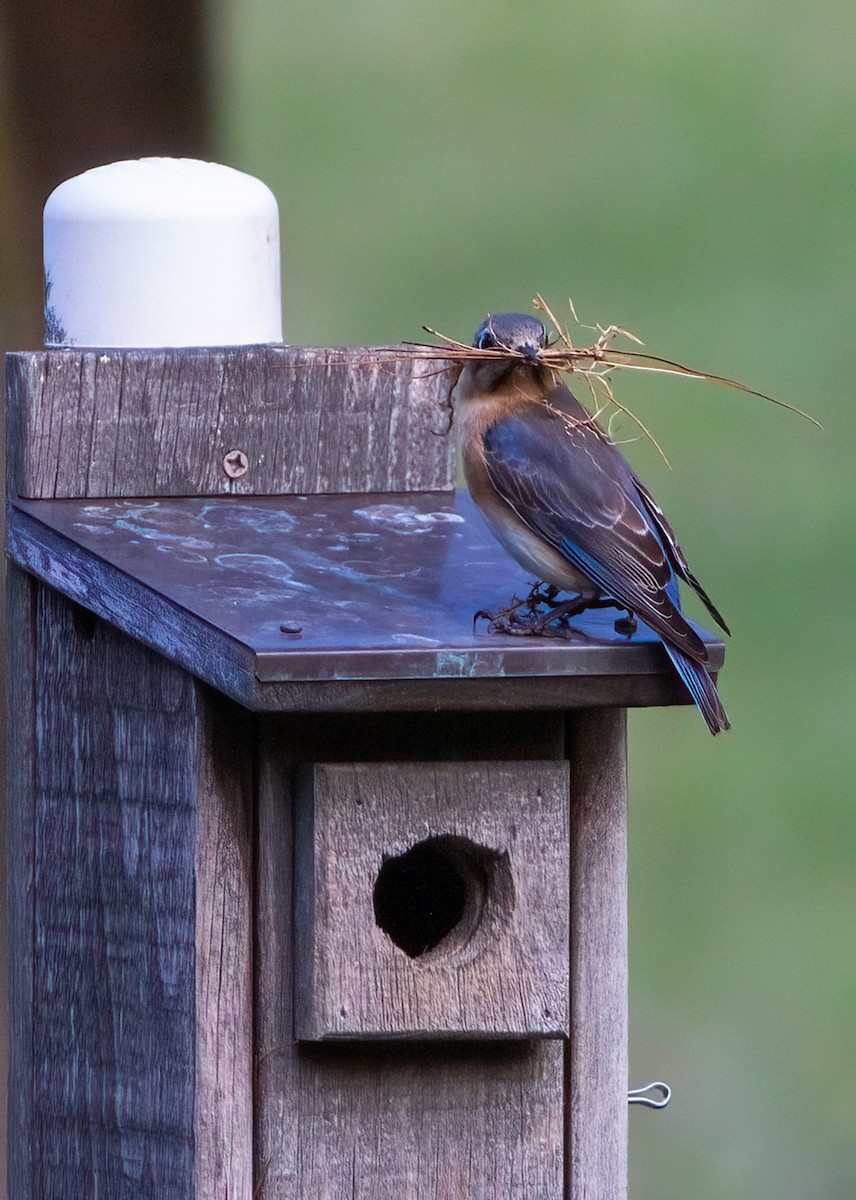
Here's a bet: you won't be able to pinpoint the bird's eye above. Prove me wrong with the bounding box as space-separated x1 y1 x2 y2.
475 327 494 350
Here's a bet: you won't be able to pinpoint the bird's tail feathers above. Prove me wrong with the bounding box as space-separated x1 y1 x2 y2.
663 644 730 735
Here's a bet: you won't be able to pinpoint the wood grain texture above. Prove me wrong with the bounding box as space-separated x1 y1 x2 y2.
566 709 629 1200
5 582 255 1197
256 724 566 1199
295 760 569 1039
291 1041 564 1198
254 741 297 1200
6 568 37 1200
6 346 455 499
194 692 254 1200
26 584 198 1196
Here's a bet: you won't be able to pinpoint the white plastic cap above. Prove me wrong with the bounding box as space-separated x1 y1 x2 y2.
43 158 283 347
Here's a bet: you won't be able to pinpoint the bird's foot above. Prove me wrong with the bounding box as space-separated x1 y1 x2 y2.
473 593 534 635
474 586 592 639
475 587 639 640
475 610 575 639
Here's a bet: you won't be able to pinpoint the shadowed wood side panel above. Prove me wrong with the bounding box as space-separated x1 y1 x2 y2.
255 721 566 1199
6 568 37 1200
6 582 255 1197
26 584 198 1196
194 691 254 1200
566 708 629 1200
255 739 299 1198
6 346 456 499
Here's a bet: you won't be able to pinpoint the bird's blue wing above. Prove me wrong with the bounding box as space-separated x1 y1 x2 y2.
629 474 730 636
543 379 730 636
482 403 710 665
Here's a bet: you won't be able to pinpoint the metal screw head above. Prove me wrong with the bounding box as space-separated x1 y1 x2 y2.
223 450 249 479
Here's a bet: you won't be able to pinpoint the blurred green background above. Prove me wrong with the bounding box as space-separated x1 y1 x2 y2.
216 0 855 1195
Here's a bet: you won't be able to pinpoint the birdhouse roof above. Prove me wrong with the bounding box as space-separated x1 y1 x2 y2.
8 489 724 712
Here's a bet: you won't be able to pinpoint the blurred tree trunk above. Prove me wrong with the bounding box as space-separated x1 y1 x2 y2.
2 0 211 348
0 2 211 1193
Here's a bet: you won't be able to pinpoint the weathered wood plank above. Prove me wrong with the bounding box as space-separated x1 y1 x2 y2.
255 740 299 1199
256 722 566 1199
6 582 255 1197
294 1040 564 1198
295 760 569 1039
6 346 456 499
194 691 254 1200
566 708 629 1200
28 585 198 1196
6 568 37 1200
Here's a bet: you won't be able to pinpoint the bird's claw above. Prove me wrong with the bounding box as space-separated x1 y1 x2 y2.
476 611 575 639
475 584 637 640
473 583 580 639
473 596 536 635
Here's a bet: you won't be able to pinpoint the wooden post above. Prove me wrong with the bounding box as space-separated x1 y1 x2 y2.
567 709 629 1199
7 572 253 1198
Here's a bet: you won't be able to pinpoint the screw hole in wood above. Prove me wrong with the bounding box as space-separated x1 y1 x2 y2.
372 834 513 960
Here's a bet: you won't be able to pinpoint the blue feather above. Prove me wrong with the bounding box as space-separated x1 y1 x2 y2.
662 643 731 735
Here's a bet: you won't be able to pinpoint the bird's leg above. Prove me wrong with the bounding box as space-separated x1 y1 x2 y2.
576 595 637 634
567 595 638 634
475 587 638 640
528 593 596 633
528 581 561 609
476 588 596 638
474 580 554 631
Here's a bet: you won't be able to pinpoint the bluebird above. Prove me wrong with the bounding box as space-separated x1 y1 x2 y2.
454 311 730 734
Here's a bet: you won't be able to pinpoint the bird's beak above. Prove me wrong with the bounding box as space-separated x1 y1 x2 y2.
521 343 541 361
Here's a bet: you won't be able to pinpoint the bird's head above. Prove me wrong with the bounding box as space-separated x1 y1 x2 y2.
472 312 548 360
453 311 551 405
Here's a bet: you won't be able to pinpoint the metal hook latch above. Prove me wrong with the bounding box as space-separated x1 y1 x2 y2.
628 1082 672 1109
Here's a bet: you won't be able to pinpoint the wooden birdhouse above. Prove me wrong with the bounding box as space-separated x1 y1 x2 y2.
5 160 723 1199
